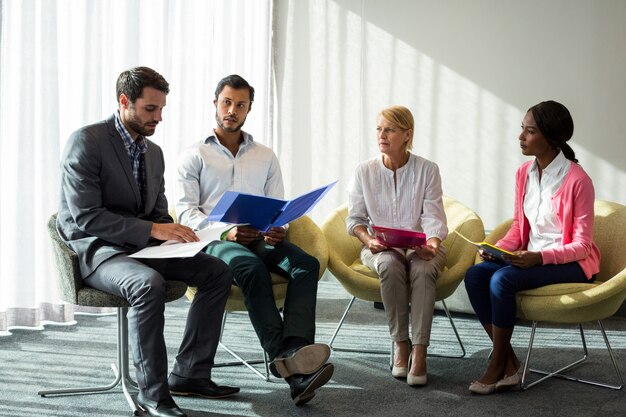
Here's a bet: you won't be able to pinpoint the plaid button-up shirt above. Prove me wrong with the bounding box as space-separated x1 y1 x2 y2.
114 111 147 209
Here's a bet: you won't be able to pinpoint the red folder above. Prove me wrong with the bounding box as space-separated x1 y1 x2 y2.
372 225 426 248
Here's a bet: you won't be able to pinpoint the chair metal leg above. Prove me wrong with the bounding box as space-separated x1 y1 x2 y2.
521 320 624 391
214 311 271 381
329 297 466 362
328 296 391 356
427 300 466 359
38 307 139 414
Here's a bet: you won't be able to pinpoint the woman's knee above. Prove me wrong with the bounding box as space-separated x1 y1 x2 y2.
489 270 516 299
464 264 486 289
375 254 404 277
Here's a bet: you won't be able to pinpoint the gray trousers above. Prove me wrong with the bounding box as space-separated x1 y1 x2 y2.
85 251 232 401
361 247 446 345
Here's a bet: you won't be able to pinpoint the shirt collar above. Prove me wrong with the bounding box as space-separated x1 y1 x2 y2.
114 111 148 153
530 150 568 177
206 130 253 146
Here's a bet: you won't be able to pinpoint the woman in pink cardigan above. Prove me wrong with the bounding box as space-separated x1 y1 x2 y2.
464 100 600 395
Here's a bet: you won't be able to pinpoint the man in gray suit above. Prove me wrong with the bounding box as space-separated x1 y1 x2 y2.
57 66 238 417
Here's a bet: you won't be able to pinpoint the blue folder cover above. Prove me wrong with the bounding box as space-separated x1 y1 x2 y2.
207 181 337 232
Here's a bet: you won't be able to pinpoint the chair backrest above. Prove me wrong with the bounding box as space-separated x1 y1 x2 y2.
440 196 485 268
285 215 329 279
321 203 361 267
47 214 82 304
592 200 626 283
437 196 485 299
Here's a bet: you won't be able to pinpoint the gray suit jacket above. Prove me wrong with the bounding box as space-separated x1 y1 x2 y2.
57 114 173 278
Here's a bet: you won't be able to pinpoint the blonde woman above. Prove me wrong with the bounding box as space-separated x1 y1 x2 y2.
346 105 447 386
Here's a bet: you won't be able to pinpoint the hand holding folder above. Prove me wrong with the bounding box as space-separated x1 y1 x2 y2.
207 181 337 232
453 230 515 263
372 225 426 248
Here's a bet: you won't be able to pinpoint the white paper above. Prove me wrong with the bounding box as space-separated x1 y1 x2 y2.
129 223 235 259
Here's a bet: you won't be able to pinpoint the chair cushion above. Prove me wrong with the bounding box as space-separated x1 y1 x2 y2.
518 282 598 297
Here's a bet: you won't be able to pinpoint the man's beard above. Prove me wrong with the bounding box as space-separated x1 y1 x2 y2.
127 115 157 137
216 112 246 133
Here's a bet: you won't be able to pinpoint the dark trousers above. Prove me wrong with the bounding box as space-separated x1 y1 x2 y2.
85 252 232 401
464 260 589 328
205 239 320 360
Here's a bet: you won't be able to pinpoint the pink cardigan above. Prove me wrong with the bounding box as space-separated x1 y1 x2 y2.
497 160 600 279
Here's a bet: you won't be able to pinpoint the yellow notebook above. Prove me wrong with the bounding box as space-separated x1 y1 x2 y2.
453 230 515 262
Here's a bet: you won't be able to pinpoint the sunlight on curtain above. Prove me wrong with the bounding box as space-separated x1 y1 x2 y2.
0 0 272 336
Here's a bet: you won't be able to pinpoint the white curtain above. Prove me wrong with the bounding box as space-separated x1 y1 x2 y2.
0 0 272 336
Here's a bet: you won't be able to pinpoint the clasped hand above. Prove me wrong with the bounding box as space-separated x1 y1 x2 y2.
226 225 286 246
368 237 440 261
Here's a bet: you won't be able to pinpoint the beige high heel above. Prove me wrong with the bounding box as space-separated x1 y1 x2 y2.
407 373 427 386
406 350 427 386
391 340 410 378
392 365 408 378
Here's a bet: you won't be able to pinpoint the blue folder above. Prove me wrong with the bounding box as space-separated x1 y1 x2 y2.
207 181 337 232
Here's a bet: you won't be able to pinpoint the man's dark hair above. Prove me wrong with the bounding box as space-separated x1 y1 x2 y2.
214 74 255 102
116 66 170 103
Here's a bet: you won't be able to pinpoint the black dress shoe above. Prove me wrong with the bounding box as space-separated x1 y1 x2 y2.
168 373 240 399
272 343 331 378
269 361 282 379
287 363 334 406
136 393 187 417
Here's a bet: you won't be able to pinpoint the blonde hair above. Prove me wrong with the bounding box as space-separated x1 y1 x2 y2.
379 105 415 151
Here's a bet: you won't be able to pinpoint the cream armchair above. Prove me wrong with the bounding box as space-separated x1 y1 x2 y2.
483 200 626 390
322 196 484 359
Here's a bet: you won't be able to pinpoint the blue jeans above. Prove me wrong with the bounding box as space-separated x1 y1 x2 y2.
464 261 590 328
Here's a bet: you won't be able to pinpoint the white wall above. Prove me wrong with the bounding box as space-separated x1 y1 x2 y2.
273 0 626 230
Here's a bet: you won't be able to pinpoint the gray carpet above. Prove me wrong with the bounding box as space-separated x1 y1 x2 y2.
1 280 626 417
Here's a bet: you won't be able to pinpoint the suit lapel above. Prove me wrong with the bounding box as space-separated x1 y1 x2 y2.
143 145 156 214
106 116 143 212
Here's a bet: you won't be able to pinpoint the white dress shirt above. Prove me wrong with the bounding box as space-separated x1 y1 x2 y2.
523 150 571 251
346 153 448 242
175 131 284 230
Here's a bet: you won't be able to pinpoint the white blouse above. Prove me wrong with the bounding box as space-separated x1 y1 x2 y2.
524 150 570 251
346 153 448 241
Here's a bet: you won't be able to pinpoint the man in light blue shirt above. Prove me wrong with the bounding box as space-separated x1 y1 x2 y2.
176 74 333 406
